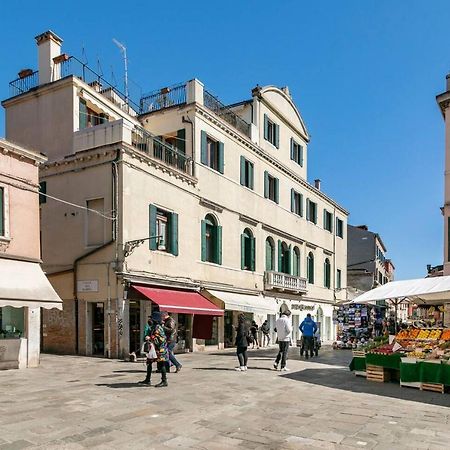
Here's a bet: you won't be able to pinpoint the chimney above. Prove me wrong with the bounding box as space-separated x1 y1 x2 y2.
314 179 321 190
35 30 63 85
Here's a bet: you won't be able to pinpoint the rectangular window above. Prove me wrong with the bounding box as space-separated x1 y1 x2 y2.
336 218 344 238
337 269 342 289
149 204 178 256
324 210 333 232
291 189 303 216
291 139 304 166
264 114 279 148
306 199 318 224
79 98 108 130
264 172 279 203
201 131 224 174
156 210 169 251
86 198 105 246
240 156 254 189
378 272 383 285
39 182 47 205
0 187 4 237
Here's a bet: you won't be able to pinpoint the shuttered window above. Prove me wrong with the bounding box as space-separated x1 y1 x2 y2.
265 238 275 271
291 189 303 216
336 218 344 238
263 114 279 148
240 156 254 189
201 214 222 264
324 258 331 289
307 252 314 284
290 138 304 167
264 171 279 204
337 269 342 289
293 247 300 276
306 199 318 224
241 228 256 271
323 209 333 232
149 204 178 256
201 131 224 174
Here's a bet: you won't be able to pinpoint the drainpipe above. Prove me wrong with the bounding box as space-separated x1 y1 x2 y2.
182 115 194 177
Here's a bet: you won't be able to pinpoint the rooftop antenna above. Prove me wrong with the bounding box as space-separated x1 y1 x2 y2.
112 38 128 105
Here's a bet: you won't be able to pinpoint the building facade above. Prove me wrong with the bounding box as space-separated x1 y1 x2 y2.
2 31 348 358
0 138 62 369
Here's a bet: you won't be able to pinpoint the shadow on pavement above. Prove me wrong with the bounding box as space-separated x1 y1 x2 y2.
113 369 146 374
282 367 450 408
192 367 275 371
96 382 150 389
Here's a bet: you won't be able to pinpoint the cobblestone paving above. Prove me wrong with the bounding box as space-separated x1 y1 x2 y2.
0 347 449 449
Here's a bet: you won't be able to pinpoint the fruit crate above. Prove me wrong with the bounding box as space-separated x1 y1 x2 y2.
366 365 390 382
352 350 366 357
420 383 445 394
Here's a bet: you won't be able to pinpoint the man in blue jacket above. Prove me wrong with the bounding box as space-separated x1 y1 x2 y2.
299 313 318 359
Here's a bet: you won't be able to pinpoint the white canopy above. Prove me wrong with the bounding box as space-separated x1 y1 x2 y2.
206 290 277 314
0 259 63 310
351 276 450 305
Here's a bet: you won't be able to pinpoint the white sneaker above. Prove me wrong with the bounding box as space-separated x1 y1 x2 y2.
273 363 278 370
281 367 290 371
243 366 248 371
235 367 245 371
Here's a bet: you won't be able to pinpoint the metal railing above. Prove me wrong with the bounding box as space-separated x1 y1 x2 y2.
131 126 193 176
9 71 39 97
264 271 308 293
203 89 251 137
139 82 186 114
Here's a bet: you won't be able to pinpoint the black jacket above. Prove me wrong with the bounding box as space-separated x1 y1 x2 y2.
235 321 248 348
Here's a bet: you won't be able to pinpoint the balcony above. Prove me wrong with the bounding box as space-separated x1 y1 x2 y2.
264 271 308 294
140 82 186 113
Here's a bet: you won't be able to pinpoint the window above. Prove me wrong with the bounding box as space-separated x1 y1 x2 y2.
149 204 179 255
323 210 333 232
86 198 105 246
291 189 303 216
293 247 300 276
290 139 304 166
0 187 4 237
39 182 47 205
336 269 342 289
241 228 255 271
306 199 317 224
201 214 222 264
264 171 279 204
278 241 291 274
265 237 275 271
336 218 344 238
378 271 383 285
263 114 280 148
240 156 254 189
201 131 224 174
307 252 314 284
324 258 331 289
79 98 108 130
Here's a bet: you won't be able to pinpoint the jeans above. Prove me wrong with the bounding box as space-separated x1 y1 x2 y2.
168 342 181 368
236 346 248 367
303 336 314 357
275 341 289 368
145 360 167 383
262 333 270 346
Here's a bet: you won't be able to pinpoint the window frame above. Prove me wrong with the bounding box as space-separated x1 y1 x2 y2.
336 218 344 238
240 156 254 190
293 246 300 276
265 237 275 271
307 251 315 284
324 258 331 289
324 210 333 232
291 139 304 167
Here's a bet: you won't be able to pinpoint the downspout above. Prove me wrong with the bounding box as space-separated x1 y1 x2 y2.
182 115 194 177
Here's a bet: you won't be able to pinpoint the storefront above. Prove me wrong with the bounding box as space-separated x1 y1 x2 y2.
0 258 63 369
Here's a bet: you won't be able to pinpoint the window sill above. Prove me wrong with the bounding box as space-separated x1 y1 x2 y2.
151 250 177 257
199 260 222 267
0 236 11 242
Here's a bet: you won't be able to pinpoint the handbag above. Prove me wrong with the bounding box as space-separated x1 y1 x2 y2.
141 341 157 360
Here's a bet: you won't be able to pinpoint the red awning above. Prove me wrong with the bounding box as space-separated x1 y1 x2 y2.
132 285 224 316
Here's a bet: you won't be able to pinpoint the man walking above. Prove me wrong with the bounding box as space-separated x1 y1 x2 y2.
162 311 182 373
273 310 292 371
299 313 318 359
261 320 270 347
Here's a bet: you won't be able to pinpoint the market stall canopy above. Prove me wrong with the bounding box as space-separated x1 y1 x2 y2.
351 276 450 304
0 259 62 310
133 285 224 316
205 290 277 314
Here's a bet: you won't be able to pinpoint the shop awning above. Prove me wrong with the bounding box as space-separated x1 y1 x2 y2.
351 276 450 305
133 285 223 316
205 290 277 314
0 259 63 310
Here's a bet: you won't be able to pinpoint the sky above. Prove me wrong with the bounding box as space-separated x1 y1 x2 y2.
0 0 448 280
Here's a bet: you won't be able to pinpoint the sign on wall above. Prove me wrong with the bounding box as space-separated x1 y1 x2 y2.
77 280 99 293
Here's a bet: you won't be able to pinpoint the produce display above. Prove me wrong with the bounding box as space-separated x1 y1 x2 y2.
395 328 450 361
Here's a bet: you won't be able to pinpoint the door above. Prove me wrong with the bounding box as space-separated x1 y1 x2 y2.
129 300 141 354
92 303 104 356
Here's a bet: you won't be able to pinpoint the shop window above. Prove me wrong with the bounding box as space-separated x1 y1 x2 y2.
263 114 280 148
323 210 333 232
293 246 300 276
149 204 178 256
0 306 24 338
278 241 291 274
240 156 254 189
290 138 303 166
291 189 303 216
264 171 279 204
324 258 331 289
201 131 224 174
336 217 344 238
337 269 342 289
201 214 222 264
265 237 275 271
86 198 105 247
307 252 314 284
306 199 317 224
241 228 255 271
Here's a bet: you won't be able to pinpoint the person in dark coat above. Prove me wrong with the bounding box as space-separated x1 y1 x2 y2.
235 313 248 371
250 320 259 349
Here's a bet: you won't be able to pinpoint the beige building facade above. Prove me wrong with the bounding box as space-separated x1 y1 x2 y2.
2 31 348 358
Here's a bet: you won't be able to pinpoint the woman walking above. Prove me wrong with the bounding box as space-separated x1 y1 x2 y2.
250 320 259 349
235 313 248 371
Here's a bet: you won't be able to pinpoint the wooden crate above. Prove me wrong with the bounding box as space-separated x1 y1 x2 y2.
352 350 366 358
420 383 445 394
366 365 390 382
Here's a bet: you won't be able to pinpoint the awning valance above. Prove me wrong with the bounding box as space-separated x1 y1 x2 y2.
133 285 223 316
0 259 63 310
206 290 277 314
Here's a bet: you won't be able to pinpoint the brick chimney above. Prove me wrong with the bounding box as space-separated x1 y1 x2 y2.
314 179 321 190
35 30 63 85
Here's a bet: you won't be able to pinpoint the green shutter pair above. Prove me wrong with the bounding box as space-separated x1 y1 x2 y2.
201 220 222 265
265 174 279 203
274 177 279 204
240 156 254 189
200 130 224 174
240 233 255 271
148 204 178 256
290 189 303 216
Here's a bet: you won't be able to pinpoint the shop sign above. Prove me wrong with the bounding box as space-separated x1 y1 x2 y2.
77 280 99 292
290 303 315 311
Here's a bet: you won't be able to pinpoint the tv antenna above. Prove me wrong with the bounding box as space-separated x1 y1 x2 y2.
112 38 128 106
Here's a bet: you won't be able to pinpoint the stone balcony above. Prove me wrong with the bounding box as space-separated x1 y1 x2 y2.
264 271 308 294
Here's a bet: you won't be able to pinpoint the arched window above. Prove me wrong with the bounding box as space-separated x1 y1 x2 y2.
278 241 291 274
241 228 255 271
201 214 222 264
307 252 314 284
265 237 275 271
293 247 300 277
324 258 331 288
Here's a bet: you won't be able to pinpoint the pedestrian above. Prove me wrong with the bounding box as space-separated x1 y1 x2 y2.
235 313 248 371
261 320 270 347
299 313 317 359
250 320 259 349
273 310 292 371
139 311 169 387
162 311 182 373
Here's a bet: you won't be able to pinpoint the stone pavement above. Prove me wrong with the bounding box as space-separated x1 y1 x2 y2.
0 346 449 450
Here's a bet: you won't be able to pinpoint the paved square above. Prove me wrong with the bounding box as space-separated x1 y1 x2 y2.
0 347 449 449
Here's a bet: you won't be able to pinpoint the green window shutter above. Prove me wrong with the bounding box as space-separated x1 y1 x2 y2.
287 245 292 275
241 234 246 270
240 156 245 186
149 205 157 250
201 220 207 261
201 131 208 165
218 141 224 174
277 240 282 272
313 203 317 224
330 213 334 233
291 189 294 213
264 171 269 198
324 262 327 287
290 138 294 160
300 194 304 217
306 198 310 221
323 209 327 229
177 129 186 153
275 124 280 149
300 145 304 167
216 225 222 265
0 187 4 236
275 178 279 204
169 212 179 256
249 162 254 190
250 237 256 271
79 99 88 129
264 114 269 140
